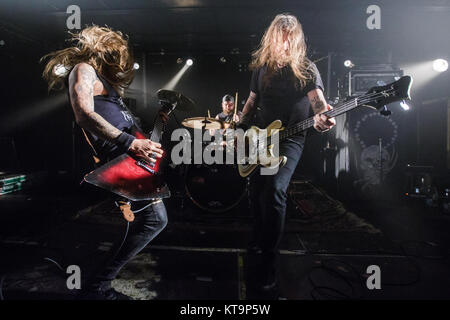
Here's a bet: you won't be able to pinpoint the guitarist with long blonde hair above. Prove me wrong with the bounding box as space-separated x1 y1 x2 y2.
239 14 336 292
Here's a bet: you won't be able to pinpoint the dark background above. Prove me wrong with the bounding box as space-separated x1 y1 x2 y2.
1 0 449 197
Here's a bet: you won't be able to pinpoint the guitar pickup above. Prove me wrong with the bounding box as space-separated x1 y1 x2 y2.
136 160 155 174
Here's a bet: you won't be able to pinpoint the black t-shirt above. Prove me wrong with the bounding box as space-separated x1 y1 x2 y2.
216 111 233 123
249 61 324 143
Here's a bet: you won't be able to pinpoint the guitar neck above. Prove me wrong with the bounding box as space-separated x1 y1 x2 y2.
149 117 164 143
149 103 176 143
279 98 360 141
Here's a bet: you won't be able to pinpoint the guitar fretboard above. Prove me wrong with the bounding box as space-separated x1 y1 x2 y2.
278 98 359 141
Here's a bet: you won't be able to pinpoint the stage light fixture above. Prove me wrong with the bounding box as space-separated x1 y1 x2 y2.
400 100 410 111
0 40 5 46
54 64 69 77
133 62 140 70
432 59 448 72
344 60 354 68
219 57 227 63
176 58 183 64
186 59 193 66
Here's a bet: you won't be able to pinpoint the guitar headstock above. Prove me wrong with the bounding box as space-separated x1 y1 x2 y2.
363 76 413 109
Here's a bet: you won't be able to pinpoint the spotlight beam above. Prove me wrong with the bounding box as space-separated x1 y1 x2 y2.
0 93 68 133
162 63 191 90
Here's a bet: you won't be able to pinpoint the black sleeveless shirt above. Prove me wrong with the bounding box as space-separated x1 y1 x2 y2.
85 75 136 162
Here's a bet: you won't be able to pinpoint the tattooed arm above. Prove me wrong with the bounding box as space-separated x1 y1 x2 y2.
242 91 257 116
307 89 336 132
68 63 122 141
237 91 258 129
68 63 162 163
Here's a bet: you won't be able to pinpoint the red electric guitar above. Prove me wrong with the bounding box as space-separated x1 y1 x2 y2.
83 90 195 201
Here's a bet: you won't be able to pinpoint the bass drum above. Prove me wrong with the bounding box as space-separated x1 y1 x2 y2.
185 164 247 213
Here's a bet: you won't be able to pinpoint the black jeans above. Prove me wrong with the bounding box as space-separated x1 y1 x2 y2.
89 200 168 291
249 139 304 270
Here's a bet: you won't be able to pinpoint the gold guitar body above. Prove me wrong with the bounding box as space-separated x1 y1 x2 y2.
237 120 287 177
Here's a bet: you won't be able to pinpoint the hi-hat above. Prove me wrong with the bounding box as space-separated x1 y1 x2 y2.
157 89 195 111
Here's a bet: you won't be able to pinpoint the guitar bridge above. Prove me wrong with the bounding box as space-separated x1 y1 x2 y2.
136 160 155 174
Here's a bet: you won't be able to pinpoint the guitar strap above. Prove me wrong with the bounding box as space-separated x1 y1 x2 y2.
80 128 101 164
116 200 135 222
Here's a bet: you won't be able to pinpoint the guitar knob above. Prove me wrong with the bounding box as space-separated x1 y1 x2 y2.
380 105 392 116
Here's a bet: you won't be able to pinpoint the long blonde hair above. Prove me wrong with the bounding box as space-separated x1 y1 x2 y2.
41 25 135 96
250 13 313 88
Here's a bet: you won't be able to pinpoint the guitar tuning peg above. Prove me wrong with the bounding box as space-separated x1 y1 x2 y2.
380 105 392 116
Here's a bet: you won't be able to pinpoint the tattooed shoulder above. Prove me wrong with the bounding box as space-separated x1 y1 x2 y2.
77 63 97 84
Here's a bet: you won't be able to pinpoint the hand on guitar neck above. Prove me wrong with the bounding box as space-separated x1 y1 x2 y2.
127 110 168 164
313 104 336 132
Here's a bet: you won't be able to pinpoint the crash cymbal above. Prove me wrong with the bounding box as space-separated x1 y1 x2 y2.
181 117 225 130
157 89 196 111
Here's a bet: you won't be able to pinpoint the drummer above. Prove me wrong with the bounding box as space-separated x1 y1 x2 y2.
208 94 242 151
215 94 242 123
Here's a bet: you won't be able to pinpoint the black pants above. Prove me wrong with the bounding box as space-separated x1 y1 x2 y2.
250 139 304 270
89 200 168 291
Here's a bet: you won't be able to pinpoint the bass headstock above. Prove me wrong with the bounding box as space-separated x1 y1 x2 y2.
363 76 413 109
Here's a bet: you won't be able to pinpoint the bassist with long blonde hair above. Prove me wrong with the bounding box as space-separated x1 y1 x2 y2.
239 14 336 292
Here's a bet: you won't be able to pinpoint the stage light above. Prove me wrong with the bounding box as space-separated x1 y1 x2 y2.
400 100 410 111
176 58 183 64
163 62 191 90
0 40 5 46
219 57 227 63
401 60 446 92
344 60 354 68
133 62 140 70
432 59 448 72
186 59 193 66
54 64 69 77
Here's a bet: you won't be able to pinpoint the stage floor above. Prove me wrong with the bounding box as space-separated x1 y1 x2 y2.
1 180 450 300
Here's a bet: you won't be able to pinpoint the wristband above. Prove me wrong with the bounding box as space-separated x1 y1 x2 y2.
115 131 135 153
236 113 251 131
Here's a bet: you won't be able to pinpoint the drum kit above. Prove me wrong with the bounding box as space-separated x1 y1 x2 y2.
157 89 249 213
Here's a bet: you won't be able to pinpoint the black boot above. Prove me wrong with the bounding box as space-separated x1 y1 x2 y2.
259 251 278 291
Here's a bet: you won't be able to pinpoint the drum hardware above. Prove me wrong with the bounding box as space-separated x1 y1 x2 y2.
156 89 196 111
173 93 249 214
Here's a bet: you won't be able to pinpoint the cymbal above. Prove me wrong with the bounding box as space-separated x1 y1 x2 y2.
181 117 225 130
157 89 196 111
